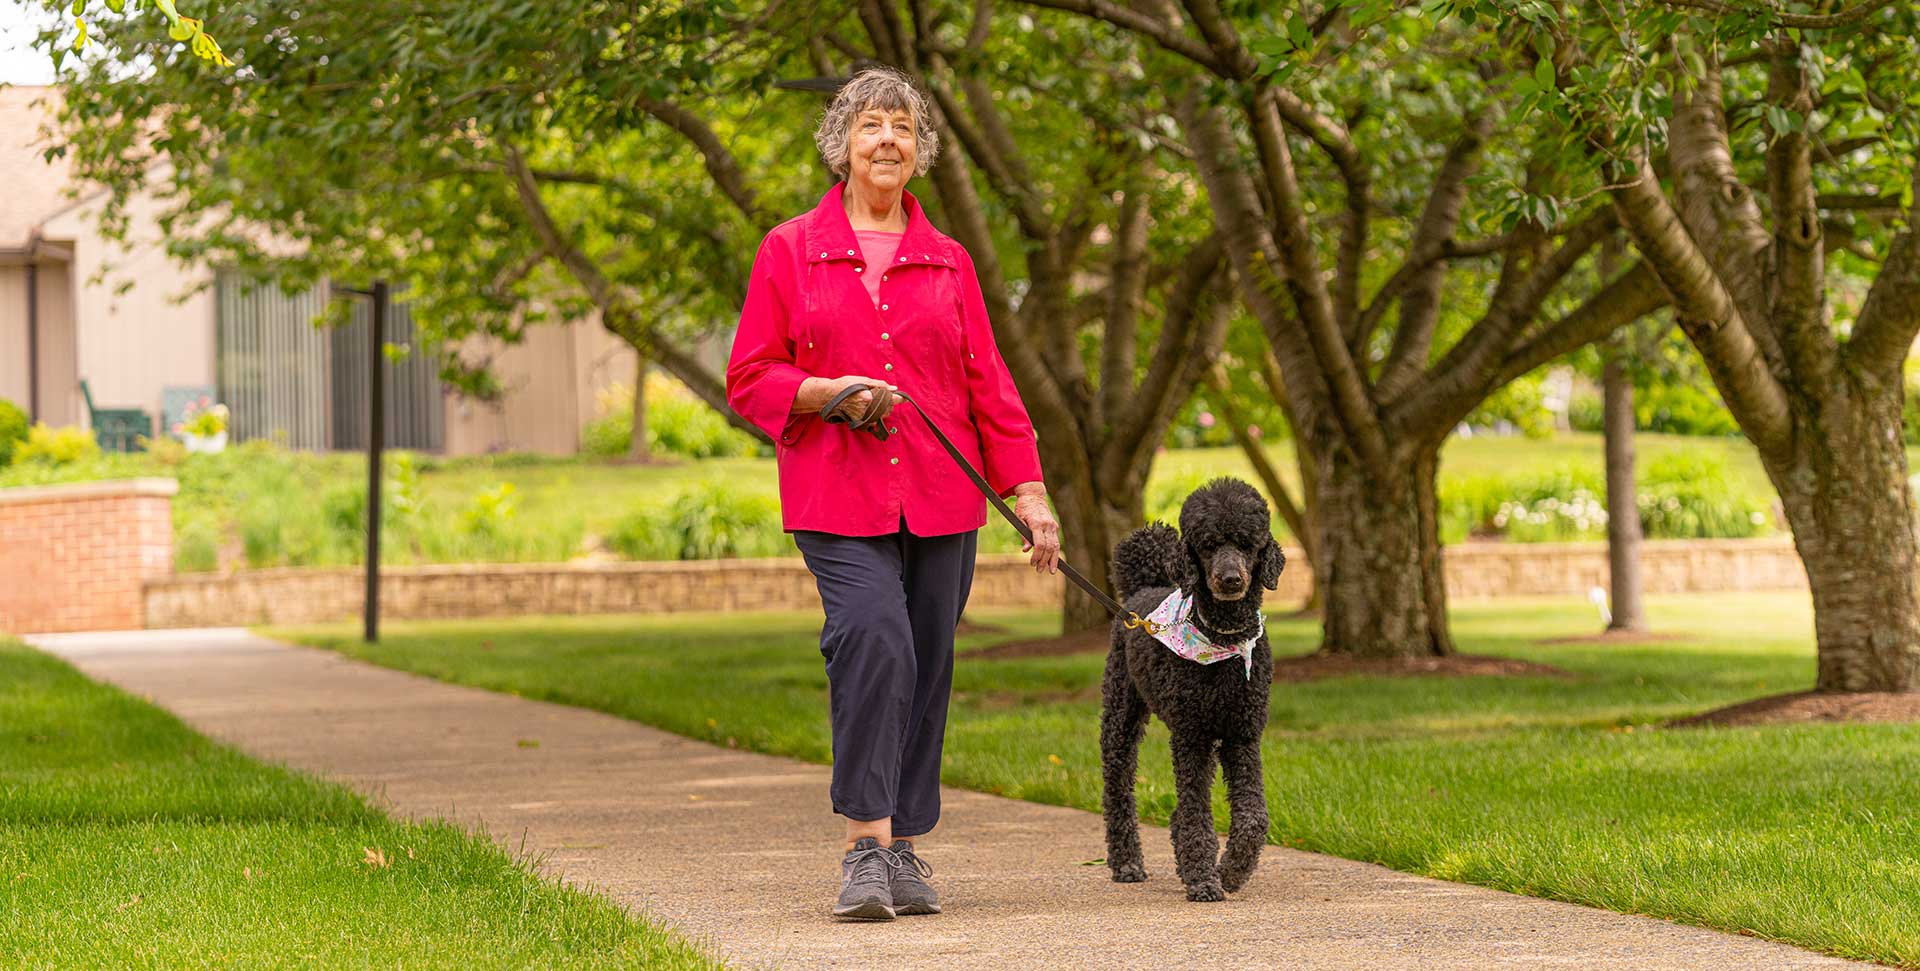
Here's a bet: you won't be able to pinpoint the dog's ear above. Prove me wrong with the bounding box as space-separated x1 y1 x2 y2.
1256 536 1286 590
1166 537 1199 594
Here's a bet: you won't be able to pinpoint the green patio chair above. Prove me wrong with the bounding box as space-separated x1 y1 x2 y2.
80 379 152 453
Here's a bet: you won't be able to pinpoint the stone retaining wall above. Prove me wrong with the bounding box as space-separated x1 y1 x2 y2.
143 537 1807 629
1 479 177 634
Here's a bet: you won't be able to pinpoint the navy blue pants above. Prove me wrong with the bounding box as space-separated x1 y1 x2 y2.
793 516 977 838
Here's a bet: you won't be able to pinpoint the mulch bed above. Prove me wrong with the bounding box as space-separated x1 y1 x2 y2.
966 629 1570 684
1270 652 1570 684
1668 691 1920 728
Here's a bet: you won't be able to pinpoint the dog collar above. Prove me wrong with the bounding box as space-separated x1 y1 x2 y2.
1143 587 1263 680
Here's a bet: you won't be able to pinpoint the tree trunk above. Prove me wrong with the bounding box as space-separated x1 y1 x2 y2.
1769 380 1920 691
1314 442 1452 657
1602 341 1647 632
628 354 653 463
1049 480 1142 633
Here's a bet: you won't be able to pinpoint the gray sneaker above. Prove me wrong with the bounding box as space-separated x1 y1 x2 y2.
888 841 940 915
834 837 896 920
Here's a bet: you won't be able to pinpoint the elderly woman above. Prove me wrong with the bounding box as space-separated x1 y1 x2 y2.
725 66 1062 921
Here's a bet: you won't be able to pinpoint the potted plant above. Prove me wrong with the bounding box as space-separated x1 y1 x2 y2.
174 397 230 454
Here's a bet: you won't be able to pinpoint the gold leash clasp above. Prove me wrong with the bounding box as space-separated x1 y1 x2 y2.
1122 612 1165 635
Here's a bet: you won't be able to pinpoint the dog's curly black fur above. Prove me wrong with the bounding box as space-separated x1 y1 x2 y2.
1102 477 1282 901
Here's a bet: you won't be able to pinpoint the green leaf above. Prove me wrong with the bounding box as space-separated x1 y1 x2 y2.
167 17 192 41
71 0 85 16
1534 58 1554 89
105 0 123 11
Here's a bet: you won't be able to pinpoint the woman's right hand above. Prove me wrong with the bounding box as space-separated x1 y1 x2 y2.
816 374 898 417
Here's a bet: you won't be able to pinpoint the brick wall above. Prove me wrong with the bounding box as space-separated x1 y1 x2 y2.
1 479 176 634
143 537 1809 629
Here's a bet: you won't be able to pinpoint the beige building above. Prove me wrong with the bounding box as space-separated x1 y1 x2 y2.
0 85 642 455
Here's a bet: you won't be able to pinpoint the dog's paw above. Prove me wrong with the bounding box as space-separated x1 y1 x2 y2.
1110 861 1148 883
1220 866 1253 893
1184 881 1226 902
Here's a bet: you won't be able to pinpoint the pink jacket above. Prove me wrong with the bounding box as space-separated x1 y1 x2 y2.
725 182 1045 537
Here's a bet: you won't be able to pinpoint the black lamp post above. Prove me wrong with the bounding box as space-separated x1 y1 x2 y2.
333 280 391 643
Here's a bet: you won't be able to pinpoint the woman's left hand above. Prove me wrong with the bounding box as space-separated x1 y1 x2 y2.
1012 485 1061 574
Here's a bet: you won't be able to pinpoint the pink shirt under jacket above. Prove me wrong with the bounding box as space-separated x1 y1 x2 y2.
725 182 1045 537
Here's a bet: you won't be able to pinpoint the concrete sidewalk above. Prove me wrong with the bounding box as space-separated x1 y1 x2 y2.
29 628 1869 971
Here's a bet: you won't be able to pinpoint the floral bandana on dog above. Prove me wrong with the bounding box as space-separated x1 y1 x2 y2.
1143 587 1264 680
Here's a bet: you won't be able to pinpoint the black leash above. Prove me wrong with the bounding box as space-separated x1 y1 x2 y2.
822 382 1165 635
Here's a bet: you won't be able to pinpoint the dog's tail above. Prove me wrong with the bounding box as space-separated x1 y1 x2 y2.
1111 522 1180 602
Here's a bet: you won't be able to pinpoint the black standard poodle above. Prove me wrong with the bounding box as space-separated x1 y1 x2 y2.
1102 476 1283 901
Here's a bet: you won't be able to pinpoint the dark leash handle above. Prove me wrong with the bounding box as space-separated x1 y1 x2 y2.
825 382 1164 636
822 382 894 440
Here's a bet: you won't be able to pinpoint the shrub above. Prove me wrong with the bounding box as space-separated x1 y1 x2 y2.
583 373 759 460
1634 381 1741 437
0 398 27 467
1442 467 1605 543
174 518 222 573
137 434 189 466
1634 451 1771 539
1566 388 1604 433
14 424 102 466
458 483 517 537
607 481 787 560
1439 453 1772 543
1464 375 1557 439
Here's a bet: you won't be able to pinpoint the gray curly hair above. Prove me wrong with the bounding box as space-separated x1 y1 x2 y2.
813 66 941 179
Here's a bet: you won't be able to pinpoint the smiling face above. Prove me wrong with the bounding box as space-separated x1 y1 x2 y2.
846 106 919 194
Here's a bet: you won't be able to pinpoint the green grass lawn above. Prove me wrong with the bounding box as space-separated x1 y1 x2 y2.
277 593 1920 967
0 638 726 971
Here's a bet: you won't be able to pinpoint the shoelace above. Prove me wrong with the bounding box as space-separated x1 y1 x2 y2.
891 845 933 881
845 844 896 885
844 844 934 884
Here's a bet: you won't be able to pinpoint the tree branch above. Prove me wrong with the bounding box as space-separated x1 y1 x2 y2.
921 81 1052 240
1099 178 1151 432
1372 110 1497 400
500 143 767 445
1177 92 1342 454
1766 43 1837 390
1398 261 1668 439
1492 262 1668 395
1109 232 1225 461
633 96 770 232
1017 0 1226 73
1385 207 1613 423
1668 61 1776 339
1240 85 1383 463
1658 0 1899 29
1609 151 1794 454
1818 192 1901 211
1100 247 1233 496
1845 164 1920 378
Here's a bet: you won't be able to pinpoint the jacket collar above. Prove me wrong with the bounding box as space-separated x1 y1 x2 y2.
804 181 955 269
